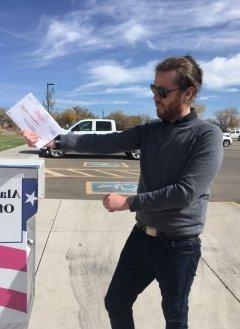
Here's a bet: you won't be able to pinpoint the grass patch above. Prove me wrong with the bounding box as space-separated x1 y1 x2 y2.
0 131 25 152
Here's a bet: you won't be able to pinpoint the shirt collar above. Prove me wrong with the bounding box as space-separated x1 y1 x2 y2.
161 108 197 124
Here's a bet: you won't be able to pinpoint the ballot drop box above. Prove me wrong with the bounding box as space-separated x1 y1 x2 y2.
0 159 45 329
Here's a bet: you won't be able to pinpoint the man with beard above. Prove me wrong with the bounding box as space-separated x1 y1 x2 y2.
22 55 223 329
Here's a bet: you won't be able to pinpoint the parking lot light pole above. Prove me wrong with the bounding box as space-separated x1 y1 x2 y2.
47 83 54 112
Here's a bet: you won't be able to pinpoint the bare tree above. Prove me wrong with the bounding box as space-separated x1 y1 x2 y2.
0 107 17 128
105 110 129 130
211 108 240 132
0 108 6 126
52 107 98 128
226 108 240 129
192 102 205 116
73 106 98 121
139 114 152 124
106 110 152 130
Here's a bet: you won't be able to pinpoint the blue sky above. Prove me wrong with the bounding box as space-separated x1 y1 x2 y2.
0 0 240 119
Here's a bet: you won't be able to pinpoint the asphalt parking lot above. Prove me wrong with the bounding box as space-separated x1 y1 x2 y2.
43 141 240 203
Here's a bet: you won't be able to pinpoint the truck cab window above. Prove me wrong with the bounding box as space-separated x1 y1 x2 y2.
71 121 92 132
96 121 111 131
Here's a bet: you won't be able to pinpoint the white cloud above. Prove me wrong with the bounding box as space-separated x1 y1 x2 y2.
198 95 226 100
78 60 157 87
193 1 240 27
0 28 31 41
64 60 156 102
66 83 152 98
56 98 99 106
225 88 240 92
31 17 107 65
201 53 240 89
199 96 208 100
56 97 129 106
112 100 128 104
67 53 240 99
116 20 151 44
105 85 152 97
124 24 148 43
28 0 240 66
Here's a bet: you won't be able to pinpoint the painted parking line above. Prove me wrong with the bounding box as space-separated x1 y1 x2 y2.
83 162 128 168
86 181 138 195
45 168 140 178
45 169 65 177
88 169 124 178
66 169 95 177
113 170 140 176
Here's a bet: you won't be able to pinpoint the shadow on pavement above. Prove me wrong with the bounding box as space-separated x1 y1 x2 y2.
20 150 131 160
19 150 39 155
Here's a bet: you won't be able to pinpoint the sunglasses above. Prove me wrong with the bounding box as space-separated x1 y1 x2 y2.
150 84 181 98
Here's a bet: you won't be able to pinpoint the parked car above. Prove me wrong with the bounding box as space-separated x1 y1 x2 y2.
222 134 232 147
226 129 240 139
39 119 141 160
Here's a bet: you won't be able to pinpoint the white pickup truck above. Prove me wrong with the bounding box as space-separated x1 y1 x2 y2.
226 129 240 139
40 119 141 160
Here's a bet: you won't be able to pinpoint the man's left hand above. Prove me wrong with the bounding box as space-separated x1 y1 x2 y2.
103 193 129 212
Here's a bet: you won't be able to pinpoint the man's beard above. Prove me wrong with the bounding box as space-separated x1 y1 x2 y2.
156 99 182 122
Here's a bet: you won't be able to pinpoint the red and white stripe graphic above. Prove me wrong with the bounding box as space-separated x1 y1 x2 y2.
0 176 38 327
0 236 28 319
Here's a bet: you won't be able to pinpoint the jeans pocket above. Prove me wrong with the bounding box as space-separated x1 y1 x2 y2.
165 239 195 255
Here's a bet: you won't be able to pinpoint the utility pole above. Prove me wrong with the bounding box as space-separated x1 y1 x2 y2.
47 83 54 113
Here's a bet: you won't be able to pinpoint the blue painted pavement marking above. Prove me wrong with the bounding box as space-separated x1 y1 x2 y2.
86 181 138 194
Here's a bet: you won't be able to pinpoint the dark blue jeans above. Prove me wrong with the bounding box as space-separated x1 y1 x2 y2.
105 225 201 329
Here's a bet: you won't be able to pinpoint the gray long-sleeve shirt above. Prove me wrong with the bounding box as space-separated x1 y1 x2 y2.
60 109 223 236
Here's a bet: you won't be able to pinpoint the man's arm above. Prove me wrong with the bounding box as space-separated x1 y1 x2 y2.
59 125 143 154
22 124 144 153
127 127 223 212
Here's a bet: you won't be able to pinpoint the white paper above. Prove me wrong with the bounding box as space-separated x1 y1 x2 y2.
6 93 63 149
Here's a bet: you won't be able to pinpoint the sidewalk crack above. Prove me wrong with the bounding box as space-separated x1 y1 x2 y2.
35 199 62 275
201 256 240 304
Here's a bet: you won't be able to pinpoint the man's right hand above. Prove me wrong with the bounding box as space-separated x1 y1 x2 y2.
21 130 55 148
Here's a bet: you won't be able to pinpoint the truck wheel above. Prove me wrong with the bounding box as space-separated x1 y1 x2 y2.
126 150 141 160
223 140 230 147
48 147 66 158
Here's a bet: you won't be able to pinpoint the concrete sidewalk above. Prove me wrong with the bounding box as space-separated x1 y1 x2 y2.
1 145 240 328
28 199 240 329
0 144 39 159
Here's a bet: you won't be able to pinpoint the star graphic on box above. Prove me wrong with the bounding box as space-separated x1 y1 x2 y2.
22 178 38 232
25 191 38 206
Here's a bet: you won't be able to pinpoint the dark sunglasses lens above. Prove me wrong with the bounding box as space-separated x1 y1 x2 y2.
150 85 169 98
150 84 157 94
157 87 168 98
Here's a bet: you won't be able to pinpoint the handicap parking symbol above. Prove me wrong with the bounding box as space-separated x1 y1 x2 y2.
88 181 138 194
